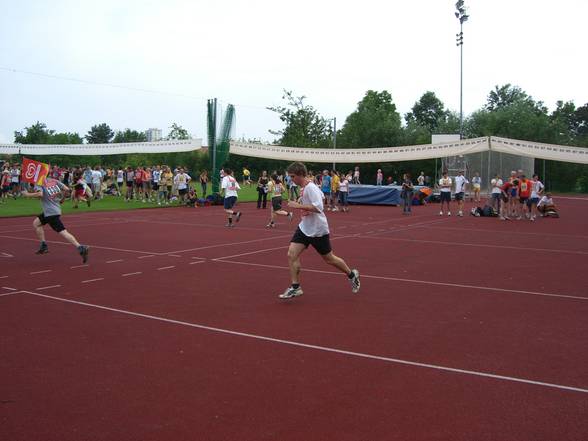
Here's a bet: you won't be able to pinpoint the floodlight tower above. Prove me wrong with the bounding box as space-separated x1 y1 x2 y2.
455 0 469 139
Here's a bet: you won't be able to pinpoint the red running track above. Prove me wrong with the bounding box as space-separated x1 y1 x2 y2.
1 197 588 441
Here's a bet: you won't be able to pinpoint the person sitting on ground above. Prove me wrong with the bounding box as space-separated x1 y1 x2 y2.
537 193 558 217
185 186 198 207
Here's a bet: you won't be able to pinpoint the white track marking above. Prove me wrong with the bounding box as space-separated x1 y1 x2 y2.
167 254 183 258
138 255 155 259
70 264 89 269
2 287 17 291
0 276 8 279
36 285 62 291
424 225 588 240
356 235 588 256
106 259 124 264
122 272 142 277
30 270 52 275
161 234 292 255
0 291 18 297
0 252 14 258
0 219 130 235
0 235 159 255
216 260 588 302
189 261 205 265
157 266 175 271
19 290 588 395
81 278 104 284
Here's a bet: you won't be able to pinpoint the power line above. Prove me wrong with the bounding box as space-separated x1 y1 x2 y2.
0 66 276 112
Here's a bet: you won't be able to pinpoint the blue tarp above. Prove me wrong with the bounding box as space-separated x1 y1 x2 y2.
347 185 427 205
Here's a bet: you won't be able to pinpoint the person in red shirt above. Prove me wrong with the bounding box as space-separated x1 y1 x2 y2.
499 180 518 220
134 167 144 201
517 175 532 220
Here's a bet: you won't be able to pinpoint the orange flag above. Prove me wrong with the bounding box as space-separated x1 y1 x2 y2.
22 158 50 186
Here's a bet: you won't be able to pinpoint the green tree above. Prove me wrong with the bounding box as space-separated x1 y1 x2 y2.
405 91 447 133
268 90 332 148
337 90 402 148
113 129 147 143
14 121 53 144
86 123 114 144
167 123 190 140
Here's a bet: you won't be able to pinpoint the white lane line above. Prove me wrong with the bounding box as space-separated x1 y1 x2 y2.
36 285 62 291
157 266 175 271
189 261 205 265
19 290 588 395
160 234 292 255
81 278 104 284
30 270 52 275
138 255 155 259
216 259 588 302
2 287 17 291
122 272 142 277
356 235 588 256
70 264 89 269
0 275 8 279
0 291 18 297
168 254 183 258
106 259 124 264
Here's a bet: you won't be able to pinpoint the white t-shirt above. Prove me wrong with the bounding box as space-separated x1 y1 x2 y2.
472 176 482 188
91 170 102 185
491 178 503 194
299 182 329 237
117 170 124 182
417 175 425 185
538 195 553 207
339 178 349 192
174 173 191 190
454 175 468 193
439 177 452 192
531 180 544 198
221 175 240 198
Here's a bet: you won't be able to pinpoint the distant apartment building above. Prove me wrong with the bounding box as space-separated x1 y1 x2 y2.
145 128 162 142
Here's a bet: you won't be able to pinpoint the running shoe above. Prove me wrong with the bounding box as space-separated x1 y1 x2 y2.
36 243 49 255
235 212 242 222
350 269 361 294
279 286 303 299
78 245 89 263
288 212 294 222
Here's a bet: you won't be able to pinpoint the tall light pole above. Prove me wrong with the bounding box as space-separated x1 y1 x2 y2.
455 1 469 140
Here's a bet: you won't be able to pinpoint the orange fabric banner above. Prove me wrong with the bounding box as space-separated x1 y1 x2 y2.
21 158 50 185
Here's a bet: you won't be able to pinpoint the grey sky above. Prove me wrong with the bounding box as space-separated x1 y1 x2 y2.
1 0 587 145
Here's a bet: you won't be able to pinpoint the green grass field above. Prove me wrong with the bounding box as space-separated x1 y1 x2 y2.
0 183 263 217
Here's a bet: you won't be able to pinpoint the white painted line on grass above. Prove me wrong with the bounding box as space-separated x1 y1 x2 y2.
122 272 142 277
36 285 62 291
19 290 588 395
81 278 104 284
70 264 89 269
216 259 588 302
106 259 124 264
157 266 175 271
30 270 52 275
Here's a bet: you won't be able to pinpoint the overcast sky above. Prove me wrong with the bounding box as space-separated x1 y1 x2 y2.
1 0 587 145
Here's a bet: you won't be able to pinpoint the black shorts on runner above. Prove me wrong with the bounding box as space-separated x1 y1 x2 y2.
454 192 464 201
271 196 282 211
38 213 65 233
152 183 159 191
519 196 528 204
440 191 451 202
291 227 332 255
224 196 237 209
178 188 188 195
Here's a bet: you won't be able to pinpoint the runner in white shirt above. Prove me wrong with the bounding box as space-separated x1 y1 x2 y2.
438 171 452 216
528 173 545 221
221 168 242 227
279 162 360 299
471 172 482 203
453 170 469 216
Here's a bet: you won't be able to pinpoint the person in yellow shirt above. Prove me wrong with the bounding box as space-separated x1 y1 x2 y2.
242 167 251 186
330 170 341 211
